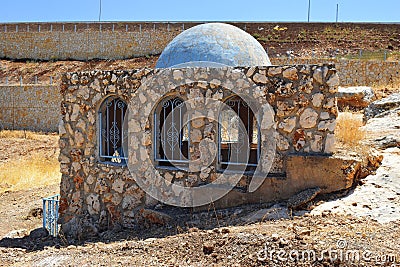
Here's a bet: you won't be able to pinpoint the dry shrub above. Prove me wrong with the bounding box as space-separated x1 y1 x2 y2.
0 154 60 193
336 111 365 150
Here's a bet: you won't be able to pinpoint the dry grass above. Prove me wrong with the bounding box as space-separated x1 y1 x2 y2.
0 156 60 194
0 130 60 193
0 130 42 140
335 111 366 151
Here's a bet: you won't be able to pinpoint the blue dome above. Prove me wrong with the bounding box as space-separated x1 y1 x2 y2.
156 23 271 68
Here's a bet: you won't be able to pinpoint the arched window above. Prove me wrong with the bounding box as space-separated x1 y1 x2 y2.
218 96 259 172
99 96 128 164
154 97 189 168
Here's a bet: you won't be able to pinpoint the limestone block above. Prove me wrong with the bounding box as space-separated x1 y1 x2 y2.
87 111 95 124
311 134 323 152
276 101 295 117
210 79 221 88
71 74 79 85
320 112 330 120
86 194 100 215
278 116 296 133
312 93 324 108
191 129 202 143
276 134 290 151
128 119 141 132
191 117 205 129
173 70 184 80
312 68 325 84
59 120 67 136
268 67 282 76
122 195 142 210
112 179 125 193
326 73 340 88
324 133 335 153
164 172 174 185
282 67 298 81
58 153 70 164
72 162 81 172
299 108 318 128
253 73 268 84
70 104 80 122
318 119 336 132
74 131 85 148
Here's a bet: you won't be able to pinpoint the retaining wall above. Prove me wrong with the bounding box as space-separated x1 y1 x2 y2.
0 85 60 131
271 58 400 87
0 22 196 60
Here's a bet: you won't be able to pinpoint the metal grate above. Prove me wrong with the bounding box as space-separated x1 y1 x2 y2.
218 97 260 170
154 97 190 166
99 97 128 164
42 194 60 237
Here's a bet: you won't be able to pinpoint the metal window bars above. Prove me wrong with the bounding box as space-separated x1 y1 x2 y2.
99 97 128 164
42 194 60 237
218 97 260 168
154 97 190 166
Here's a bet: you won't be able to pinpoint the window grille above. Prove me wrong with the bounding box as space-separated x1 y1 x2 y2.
99 96 128 164
154 97 190 167
218 96 260 171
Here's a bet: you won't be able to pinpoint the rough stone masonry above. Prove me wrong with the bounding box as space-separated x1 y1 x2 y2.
58 64 360 238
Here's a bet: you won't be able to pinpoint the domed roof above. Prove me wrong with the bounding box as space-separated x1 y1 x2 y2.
156 23 271 68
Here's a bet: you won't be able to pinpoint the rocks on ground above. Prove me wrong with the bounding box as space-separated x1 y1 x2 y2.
241 204 290 223
337 86 375 109
364 92 400 121
374 135 400 149
287 187 322 210
312 147 400 223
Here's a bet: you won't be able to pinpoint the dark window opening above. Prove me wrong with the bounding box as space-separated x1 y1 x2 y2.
219 96 259 172
155 97 189 168
99 96 128 165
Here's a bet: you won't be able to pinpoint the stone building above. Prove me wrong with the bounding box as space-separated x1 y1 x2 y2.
59 23 358 237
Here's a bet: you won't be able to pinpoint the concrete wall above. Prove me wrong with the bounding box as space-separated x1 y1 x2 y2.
0 85 60 131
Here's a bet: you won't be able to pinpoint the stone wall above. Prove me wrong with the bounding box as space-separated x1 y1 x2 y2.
0 22 194 60
0 85 60 131
272 58 400 87
59 64 340 236
1 59 396 133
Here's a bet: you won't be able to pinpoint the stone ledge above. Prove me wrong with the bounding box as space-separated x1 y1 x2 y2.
286 154 361 194
203 154 361 211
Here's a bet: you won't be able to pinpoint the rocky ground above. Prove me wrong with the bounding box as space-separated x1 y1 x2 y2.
313 112 400 223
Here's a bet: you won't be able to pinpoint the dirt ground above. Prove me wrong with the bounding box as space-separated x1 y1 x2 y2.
0 56 158 85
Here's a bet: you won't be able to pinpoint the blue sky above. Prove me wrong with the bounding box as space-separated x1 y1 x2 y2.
0 0 399 23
